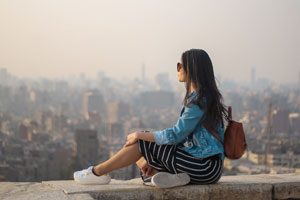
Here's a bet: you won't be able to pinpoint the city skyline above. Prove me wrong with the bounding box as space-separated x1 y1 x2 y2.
0 0 300 83
1 63 300 182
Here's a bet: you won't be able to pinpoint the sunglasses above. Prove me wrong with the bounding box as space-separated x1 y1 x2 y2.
177 62 183 72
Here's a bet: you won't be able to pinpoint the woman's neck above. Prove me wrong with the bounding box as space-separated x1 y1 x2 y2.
190 83 197 94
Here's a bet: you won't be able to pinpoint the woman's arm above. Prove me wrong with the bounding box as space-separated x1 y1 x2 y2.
123 131 155 147
137 131 155 142
153 104 204 145
124 103 204 147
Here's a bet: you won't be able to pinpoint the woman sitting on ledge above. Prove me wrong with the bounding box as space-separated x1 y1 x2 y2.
74 49 228 188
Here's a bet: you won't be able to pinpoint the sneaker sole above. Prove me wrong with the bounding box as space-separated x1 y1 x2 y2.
151 172 190 188
74 179 111 185
74 175 111 185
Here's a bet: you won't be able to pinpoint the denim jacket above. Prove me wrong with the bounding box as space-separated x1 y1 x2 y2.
153 91 225 160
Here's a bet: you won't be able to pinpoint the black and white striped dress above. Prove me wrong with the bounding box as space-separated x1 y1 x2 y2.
138 140 223 184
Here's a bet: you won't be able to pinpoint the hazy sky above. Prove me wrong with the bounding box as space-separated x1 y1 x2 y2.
0 0 299 83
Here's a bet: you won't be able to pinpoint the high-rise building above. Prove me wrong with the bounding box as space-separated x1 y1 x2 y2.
18 124 32 141
82 90 105 120
289 113 300 134
107 101 130 124
107 122 125 145
75 129 99 169
272 109 289 134
0 68 8 84
251 67 256 85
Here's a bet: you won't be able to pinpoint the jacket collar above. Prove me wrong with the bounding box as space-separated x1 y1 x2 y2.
187 90 197 99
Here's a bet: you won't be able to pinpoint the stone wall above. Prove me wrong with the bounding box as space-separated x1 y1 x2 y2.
0 173 299 200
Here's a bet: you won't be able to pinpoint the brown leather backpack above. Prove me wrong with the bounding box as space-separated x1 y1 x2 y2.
204 106 247 160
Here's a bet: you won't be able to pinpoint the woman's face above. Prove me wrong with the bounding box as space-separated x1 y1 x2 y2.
177 62 187 82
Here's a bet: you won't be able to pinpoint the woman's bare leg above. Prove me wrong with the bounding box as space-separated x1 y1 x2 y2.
136 157 146 168
93 142 142 176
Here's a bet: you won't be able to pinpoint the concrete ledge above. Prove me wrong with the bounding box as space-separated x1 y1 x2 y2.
0 173 299 200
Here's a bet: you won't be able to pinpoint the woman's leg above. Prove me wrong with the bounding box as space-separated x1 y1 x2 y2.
93 142 142 176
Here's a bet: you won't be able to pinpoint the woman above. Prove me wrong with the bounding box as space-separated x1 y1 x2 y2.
73 49 227 188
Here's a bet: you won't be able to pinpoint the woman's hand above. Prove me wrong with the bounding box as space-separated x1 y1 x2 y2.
141 163 153 176
124 132 139 147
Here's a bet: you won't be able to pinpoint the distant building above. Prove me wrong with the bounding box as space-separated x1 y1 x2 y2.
39 110 54 132
107 122 125 145
75 129 99 169
248 151 300 168
289 113 300 134
18 123 32 141
53 114 68 132
107 101 130 124
272 109 289 134
0 68 9 85
251 67 256 85
248 151 267 165
87 112 102 127
82 90 106 120
13 86 30 116
47 145 73 180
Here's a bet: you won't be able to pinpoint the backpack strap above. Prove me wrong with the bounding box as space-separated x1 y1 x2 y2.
203 124 224 145
203 106 232 146
227 106 232 121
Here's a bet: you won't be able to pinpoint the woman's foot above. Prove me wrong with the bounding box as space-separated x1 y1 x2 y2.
151 172 190 188
140 171 154 186
73 166 111 185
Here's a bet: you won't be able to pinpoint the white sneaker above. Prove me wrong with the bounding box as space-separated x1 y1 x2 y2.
73 166 111 185
151 172 190 188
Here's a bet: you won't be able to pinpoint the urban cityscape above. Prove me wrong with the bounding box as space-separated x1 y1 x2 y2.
0 67 299 182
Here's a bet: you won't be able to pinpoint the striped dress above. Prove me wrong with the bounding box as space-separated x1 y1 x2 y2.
138 140 223 184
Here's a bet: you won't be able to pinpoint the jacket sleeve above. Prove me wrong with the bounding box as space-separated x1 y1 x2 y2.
153 104 204 145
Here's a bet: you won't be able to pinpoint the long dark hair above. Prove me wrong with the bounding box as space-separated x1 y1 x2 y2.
181 49 227 128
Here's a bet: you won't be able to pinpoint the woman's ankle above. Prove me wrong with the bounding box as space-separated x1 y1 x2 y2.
92 167 101 176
